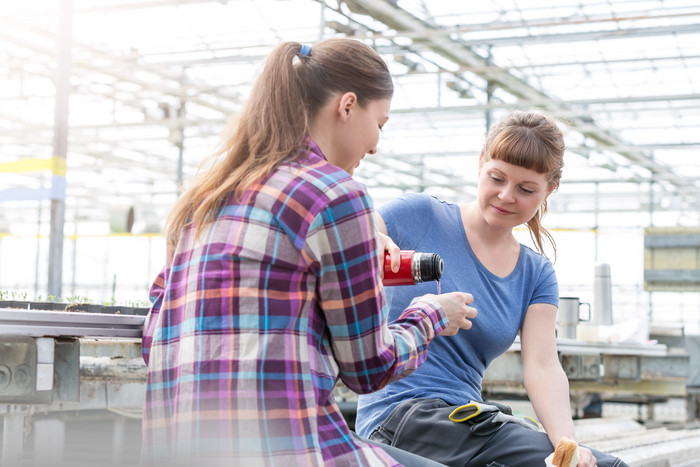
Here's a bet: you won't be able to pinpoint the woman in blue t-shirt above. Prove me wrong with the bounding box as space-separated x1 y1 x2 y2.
357 112 627 467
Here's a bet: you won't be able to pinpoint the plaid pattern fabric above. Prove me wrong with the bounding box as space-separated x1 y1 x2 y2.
141 140 448 466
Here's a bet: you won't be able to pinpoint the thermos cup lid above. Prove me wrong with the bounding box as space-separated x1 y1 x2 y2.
417 253 444 282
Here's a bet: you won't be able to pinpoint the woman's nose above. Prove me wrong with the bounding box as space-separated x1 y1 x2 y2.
499 185 516 202
367 147 377 155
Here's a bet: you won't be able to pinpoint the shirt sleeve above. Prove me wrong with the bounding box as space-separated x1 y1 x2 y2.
530 257 559 307
142 265 167 365
303 188 448 394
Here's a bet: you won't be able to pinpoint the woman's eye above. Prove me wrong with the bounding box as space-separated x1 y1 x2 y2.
520 187 535 194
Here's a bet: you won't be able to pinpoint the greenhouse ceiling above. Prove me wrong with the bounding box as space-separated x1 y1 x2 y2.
1 0 700 234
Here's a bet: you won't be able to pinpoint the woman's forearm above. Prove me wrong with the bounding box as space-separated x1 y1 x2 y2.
525 361 576 447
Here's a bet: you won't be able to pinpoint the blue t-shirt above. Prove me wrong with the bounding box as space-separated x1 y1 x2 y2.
355 193 559 437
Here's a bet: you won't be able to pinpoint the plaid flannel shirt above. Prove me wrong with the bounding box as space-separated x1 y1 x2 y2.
141 140 447 466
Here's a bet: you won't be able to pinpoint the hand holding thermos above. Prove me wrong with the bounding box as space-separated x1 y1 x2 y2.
380 245 476 336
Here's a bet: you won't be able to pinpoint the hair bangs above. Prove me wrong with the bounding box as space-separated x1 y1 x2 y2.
489 126 555 174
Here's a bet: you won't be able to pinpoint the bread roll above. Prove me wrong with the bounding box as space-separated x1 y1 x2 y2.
552 437 579 467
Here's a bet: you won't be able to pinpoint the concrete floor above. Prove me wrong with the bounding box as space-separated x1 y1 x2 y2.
3 401 700 466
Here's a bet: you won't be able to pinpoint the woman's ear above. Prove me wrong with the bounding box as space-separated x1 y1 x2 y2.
337 92 357 121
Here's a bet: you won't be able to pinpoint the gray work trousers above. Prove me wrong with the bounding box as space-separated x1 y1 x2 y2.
367 398 628 467
354 432 447 467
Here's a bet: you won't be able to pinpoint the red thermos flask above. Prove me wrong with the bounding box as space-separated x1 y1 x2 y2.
383 250 444 286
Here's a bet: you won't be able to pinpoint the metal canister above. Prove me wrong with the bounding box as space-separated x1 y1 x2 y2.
383 250 444 286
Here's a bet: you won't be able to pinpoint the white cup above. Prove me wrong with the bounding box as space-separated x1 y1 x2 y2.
557 297 591 339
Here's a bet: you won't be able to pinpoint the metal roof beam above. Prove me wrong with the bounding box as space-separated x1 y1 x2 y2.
340 0 690 189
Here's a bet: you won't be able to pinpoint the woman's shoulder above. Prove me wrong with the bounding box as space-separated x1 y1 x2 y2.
378 193 461 247
379 192 456 216
519 243 550 261
518 244 556 276
400 192 453 205
277 154 369 206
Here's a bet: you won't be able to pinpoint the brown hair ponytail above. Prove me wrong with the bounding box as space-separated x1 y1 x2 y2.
164 39 393 252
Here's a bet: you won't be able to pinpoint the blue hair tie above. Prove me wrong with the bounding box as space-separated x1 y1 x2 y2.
299 44 311 58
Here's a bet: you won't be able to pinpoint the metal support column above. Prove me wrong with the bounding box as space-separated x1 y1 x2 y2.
47 0 73 298
484 46 493 134
647 180 654 326
34 418 66 465
34 204 42 299
112 416 126 465
1 408 25 467
174 101 186 195
594 182 600 261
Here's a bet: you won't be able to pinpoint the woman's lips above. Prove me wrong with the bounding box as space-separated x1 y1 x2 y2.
491 204 514 215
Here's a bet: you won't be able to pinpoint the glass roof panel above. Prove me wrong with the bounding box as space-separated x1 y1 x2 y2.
1 0 699 231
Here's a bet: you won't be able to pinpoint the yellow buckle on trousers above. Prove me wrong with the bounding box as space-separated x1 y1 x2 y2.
448 403 481 422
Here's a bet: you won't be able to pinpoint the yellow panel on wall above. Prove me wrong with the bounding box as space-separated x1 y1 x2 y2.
644 227 700 291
